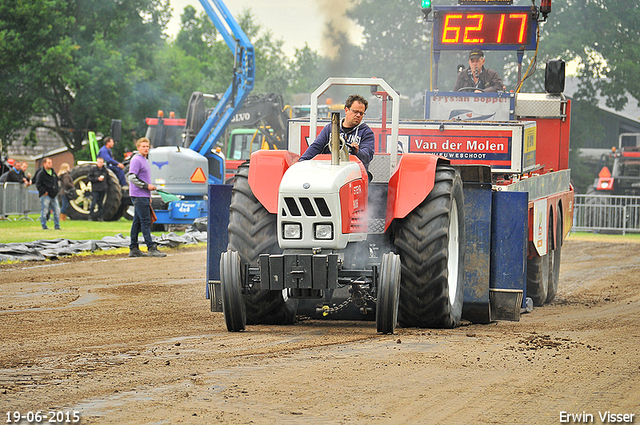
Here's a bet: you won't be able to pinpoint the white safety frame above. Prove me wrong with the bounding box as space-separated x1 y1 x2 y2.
310 77 401 170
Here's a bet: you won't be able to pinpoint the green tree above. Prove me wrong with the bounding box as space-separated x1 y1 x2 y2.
0 0 172 155
0 0 74 151
347 0 434 117
289 45 329 95
169 7 294 111
539 0 640 110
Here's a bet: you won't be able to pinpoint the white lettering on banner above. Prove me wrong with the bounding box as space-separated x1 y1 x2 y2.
466 140 505 152
414 140 438 150
413 138 506 153
435 152 487 159
442 140 463 150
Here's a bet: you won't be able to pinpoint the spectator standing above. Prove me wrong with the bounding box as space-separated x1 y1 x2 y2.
19 162 32 186
98 136 127 187
35 157 61 230
127 137 166 257
58 163 74 221
0 161 23 184
87 157 109 221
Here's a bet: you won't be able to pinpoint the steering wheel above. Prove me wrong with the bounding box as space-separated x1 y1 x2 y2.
326 134 346 153
457 87 485 92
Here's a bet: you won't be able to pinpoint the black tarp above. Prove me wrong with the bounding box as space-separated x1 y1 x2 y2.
0 230 207 263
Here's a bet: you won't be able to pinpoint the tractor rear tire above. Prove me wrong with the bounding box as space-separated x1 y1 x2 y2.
220 250 246 332
112 197 134 221
228 163 297 325
394 164 465 329
376 253 401 334
67 164 123 221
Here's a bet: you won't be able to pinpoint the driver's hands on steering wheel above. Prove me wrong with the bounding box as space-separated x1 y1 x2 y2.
457 87 485 93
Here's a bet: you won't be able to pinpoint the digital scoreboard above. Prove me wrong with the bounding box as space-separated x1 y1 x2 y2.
432 6 538 51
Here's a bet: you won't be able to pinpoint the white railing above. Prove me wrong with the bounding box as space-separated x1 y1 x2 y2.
573 194 640 234
0 182 40 221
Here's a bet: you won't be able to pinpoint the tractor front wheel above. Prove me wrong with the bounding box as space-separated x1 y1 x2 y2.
376 253 401 334
220 250 246 332
228 163 298 325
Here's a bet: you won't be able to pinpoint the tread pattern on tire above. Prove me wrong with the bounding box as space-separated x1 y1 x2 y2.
227 163 297 325
394 164 465 329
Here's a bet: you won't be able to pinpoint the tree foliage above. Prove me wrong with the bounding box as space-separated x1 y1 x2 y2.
347 0 431 117
0 0 172 154
0 0 74 147
539 0 640 110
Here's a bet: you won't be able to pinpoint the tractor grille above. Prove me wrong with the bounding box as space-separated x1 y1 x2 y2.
282 197 332 218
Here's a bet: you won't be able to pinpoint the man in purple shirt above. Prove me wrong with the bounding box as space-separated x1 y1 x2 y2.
127 137 166 257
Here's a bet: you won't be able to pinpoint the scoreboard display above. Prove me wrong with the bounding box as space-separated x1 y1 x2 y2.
432 6 538 51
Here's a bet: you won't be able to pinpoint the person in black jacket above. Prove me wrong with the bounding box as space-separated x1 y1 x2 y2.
453 48 505 93
35 157 61 230
0 161 22 184
87 157 109 221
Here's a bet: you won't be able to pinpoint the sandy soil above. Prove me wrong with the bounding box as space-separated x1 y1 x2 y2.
1 239 639 425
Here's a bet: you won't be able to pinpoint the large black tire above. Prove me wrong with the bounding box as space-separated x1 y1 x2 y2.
111 197 133 221
527 252 549 307
546 213 562 304
394 164 465 329
67 164 123 221
220 251 246 332
227 163 297 325
376 253 401 334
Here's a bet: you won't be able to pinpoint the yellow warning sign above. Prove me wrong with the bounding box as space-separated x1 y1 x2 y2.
190 167 207 183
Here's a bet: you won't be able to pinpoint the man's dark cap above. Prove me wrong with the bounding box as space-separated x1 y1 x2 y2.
469 48 484 59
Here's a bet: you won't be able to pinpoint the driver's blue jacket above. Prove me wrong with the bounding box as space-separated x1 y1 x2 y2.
299 120 375 170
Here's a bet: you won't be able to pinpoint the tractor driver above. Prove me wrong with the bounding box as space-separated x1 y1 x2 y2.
298 94 375 170
453 48 505 93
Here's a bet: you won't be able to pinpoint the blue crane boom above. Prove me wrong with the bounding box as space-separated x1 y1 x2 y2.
189 0 255 179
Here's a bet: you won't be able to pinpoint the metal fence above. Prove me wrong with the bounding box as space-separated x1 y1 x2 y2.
0 182 41 221
573 194 640 234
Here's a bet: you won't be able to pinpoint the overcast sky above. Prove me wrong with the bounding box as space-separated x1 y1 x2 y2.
167 0 362 58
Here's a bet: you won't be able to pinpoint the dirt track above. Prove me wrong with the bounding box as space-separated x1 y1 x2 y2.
1 238 639 424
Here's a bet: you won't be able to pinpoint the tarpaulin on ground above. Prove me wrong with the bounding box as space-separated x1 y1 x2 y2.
0 230 207 263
